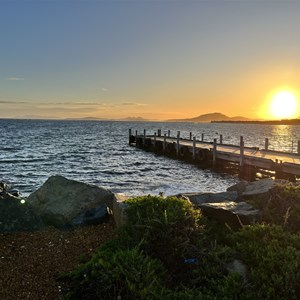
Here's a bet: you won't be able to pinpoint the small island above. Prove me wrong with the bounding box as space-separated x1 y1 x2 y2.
212 118 300 125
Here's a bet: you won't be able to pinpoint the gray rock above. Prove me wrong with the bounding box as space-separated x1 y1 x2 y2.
0 193 44 232
181 191 238 206
71 204 108 226
27 175 114 227
199 201 261 230
242 178 279 200
0 182 9 192
227 181 248 197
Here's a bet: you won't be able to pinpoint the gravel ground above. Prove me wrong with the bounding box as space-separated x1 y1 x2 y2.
0 219 116 300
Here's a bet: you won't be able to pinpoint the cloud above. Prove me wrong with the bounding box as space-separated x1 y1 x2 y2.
0 100 26 104
120 102 148 107
6 77 24 81
101 88 108 92
41 101 115 107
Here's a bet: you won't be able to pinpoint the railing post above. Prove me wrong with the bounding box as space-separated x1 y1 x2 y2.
163 133 167 152
158 129 161 137
176 131 180 156
128 129 132 145
193 137 196 160
143 129 146 146
220 134 223 144
213 138 217 167
201 133 204 142
265 138 269 150
154 132 156 148
168 130 170 137
189 132 192 140
240 136 244 167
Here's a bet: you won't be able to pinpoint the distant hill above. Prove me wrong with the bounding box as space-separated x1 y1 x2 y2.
167 112 250 123
119 117 150 122
213 118 300 125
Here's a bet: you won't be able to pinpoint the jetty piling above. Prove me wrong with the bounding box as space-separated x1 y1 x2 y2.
265 138 269 150
192 137 196 160
129 128 300 180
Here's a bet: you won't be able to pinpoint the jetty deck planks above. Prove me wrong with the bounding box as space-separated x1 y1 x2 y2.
129 130 300 179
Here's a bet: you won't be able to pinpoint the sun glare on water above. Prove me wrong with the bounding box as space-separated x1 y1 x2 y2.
269 91 298 119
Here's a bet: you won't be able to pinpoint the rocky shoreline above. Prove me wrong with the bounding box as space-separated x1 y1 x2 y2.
0 175 285 234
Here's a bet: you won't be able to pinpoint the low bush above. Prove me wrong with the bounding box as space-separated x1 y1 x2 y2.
232 224 300 300
63 247 166 300
123 195 203 270
249 184 300 232
62 194 300 300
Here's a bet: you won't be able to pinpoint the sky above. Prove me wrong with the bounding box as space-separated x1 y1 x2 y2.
1 0 300 120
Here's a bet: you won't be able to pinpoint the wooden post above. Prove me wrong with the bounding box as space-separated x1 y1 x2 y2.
143 129 146 146
298 141 300 155
201 133 204 142
189 132 192 140
163 133 167 152
176 132 180 156
213 139 217 167
154 132 156 148
240 136 244 167
265 138 269 150
193 137 196 160
158 129 161 137
128 129 132 145
220 134 223 144
168 130 170 137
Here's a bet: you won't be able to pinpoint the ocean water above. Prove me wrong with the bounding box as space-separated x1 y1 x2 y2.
1 119 300 197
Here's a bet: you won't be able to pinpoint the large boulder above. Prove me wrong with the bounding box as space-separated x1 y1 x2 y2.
180 191 238 206
241 178 287 200
27 175 114 227
199 201 261 230
0 192 44 232
226 181 248 197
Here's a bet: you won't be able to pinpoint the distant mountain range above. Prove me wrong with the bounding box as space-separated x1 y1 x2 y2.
167 112 251 123
65 116 152 122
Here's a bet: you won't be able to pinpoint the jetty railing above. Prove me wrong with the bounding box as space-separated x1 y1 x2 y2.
128 129 300 180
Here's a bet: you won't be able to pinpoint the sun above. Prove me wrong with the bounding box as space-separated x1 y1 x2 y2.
269 91 298 119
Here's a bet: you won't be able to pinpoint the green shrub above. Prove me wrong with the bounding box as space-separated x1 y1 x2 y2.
124 195 203 261
64 247 166 300
249 184 300 232
232 224 300 300
63 195 300 299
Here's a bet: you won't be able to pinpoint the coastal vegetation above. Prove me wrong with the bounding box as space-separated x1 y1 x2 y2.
61 190 300 300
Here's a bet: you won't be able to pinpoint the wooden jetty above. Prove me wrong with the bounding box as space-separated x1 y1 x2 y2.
128 129 300 181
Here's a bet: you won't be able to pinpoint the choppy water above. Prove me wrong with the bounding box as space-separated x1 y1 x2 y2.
1 119 300 197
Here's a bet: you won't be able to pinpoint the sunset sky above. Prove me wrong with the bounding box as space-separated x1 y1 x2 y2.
1 0 300 120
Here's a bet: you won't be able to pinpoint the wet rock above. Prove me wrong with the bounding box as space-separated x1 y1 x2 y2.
27 175 114 227
199 201 261 230
0 182 9 193
0 193 44 232
180 191 238 206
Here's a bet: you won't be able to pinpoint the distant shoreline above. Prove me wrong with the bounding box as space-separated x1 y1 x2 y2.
212 119 300 125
